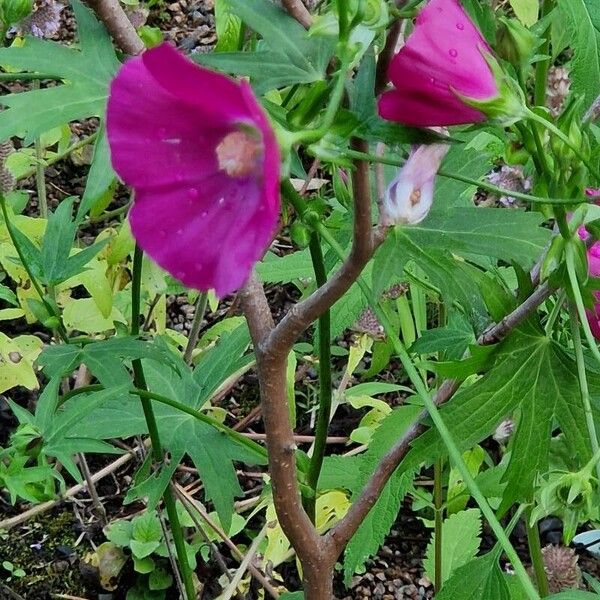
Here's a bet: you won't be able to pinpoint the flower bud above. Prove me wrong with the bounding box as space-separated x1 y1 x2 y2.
551 96 589 165
540 234 565 281
381 143 450 226
496 17 537 68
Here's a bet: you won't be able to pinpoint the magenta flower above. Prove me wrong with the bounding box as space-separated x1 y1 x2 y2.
106 43 280 297
579 189 600 338
585 243 600 339
378 0 498 127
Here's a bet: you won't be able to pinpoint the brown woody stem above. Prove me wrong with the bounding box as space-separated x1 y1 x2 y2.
86 0 145 55
281 0 313 28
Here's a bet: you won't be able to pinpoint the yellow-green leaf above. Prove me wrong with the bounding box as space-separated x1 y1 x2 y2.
63 297 126 334
509 0 538 26
0 333 43 393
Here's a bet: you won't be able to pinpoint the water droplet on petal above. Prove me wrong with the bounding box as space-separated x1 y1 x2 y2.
456 22 464 30
218 197 225 206
449 48 458 58
201 211 208 218
176 271 186 280
176 228 183 235
429 77 436 85
159 229 167 238
189 188 199 199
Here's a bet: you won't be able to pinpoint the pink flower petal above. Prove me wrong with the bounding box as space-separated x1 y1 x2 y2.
107 43 280 297
378 0 497 127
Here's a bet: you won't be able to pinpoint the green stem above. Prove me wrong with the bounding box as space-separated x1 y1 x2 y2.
567 297 600 481
343 149 586 205
19 132 99 181
131 245 197 600
59 384 267 460
82 202 131 227
526 108 600 183
0 72 61 81
534 0 554 107
336 0 349 42
318 226 540 600
34 82 48 219
529 123 551 179
305 232 332 523
526 507 550 597
433 459 444 593
0 192 68 343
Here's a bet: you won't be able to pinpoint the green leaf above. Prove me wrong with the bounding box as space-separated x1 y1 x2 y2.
34 375 62 432
66 327 264 530
77 126 115 221
0 455 57 504
256 249 313 283
559 0 600 111
38 337 180 387
132 555 155 574
0 283 18 306
195 0 333 92
226 0 327 73
40 197 77 284
404 328 596 509
410 325 475 357
329 280 367 339
105 520 133 547
401 209 550 266
0 0 119 142
192 323 253 405
132 511 162 544
373 209 550 319
423 509 482 585
148 567 173 591
5 219 44 281
436 553 510 600
215 0 243 52
61 239 109 282
130 540 160 559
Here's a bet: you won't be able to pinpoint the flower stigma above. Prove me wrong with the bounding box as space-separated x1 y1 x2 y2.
216 128 264 178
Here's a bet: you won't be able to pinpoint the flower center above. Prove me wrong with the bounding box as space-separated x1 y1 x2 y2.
409 188 422 206
216 129 263 178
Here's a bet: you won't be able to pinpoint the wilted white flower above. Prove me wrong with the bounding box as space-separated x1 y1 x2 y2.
381 143 449 226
